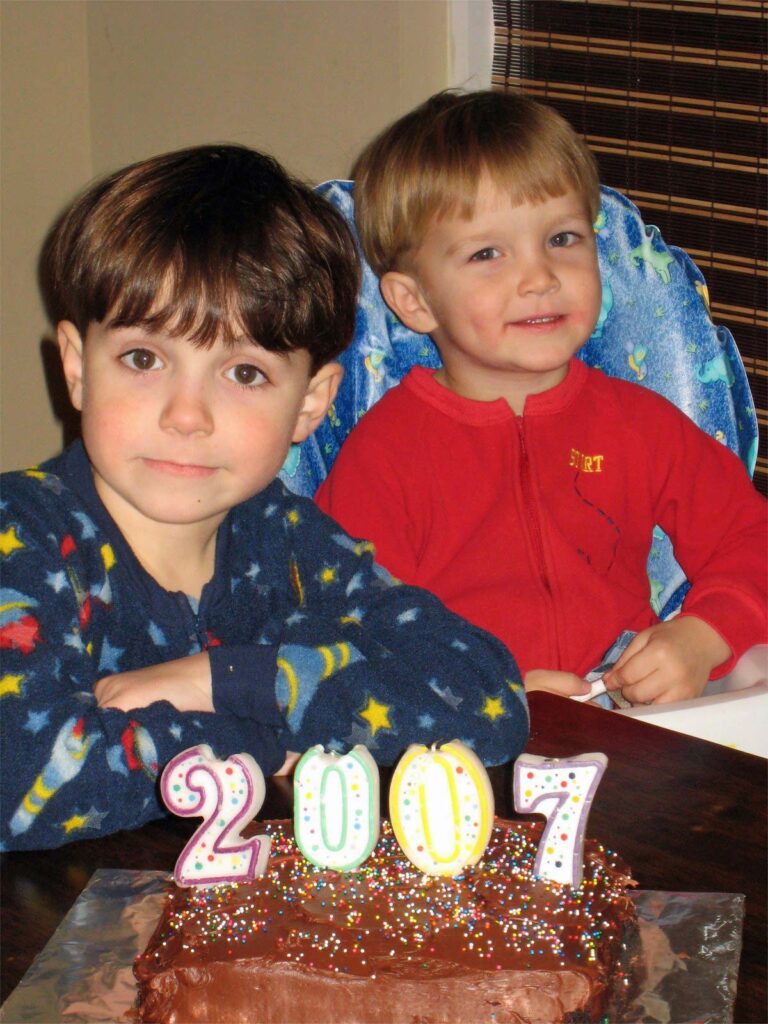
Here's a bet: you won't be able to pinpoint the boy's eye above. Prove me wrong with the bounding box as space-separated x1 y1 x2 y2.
550 231 579 248
225 364 267 388
121 348 162 371
469 247 501 262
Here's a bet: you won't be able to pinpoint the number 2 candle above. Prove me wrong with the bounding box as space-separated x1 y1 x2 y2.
513 752 607 887
161 744 271 887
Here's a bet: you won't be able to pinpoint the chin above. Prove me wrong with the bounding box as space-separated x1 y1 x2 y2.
131 498 229 527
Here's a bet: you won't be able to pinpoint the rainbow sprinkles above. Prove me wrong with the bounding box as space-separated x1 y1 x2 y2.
139 745 636 1023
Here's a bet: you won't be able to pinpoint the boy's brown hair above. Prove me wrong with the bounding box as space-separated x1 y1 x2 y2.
41 145 360 372
353 90 600 277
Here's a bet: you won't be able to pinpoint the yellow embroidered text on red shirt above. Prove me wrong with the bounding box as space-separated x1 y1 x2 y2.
569 449 605 473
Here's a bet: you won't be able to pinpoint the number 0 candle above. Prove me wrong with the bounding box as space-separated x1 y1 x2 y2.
513 752 607 888
294 744 380 871
389 740 494 877
161 744 271 887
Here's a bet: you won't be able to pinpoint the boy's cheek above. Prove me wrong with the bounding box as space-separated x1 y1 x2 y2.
573 309 599 330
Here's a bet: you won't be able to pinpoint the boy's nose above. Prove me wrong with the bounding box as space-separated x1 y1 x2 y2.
159 382 214 436
517 255 559 296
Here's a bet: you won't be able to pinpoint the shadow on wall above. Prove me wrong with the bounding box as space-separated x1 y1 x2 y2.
38 204 82 453
40 336 81 452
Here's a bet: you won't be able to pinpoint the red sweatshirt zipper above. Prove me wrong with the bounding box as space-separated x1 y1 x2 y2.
516 418 552 597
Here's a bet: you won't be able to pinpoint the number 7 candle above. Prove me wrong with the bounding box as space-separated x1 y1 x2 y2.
513 752 607 887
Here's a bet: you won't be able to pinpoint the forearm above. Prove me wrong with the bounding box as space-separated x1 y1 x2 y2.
679 585 767 676
1 675 287 851
279 581 529 766
94 646 285 724
655 412 767 672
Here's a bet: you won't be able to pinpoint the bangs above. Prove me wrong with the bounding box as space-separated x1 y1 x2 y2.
445 155 596 224
354 90 600 276
94 173 296 352
482 136 600 220
103 252 286 353
392 147 598 267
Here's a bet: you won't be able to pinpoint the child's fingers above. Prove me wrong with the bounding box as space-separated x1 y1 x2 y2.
274 751 301 777
614 628 654 667
603 629 653 690
605 620 724 705
607 636 697 705
622 671 701 705
603 629 673 703
619 671 666 705
559 675 593 697
525 669 591 697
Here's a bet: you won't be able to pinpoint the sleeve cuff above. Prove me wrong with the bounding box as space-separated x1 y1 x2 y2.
209 645 286 728
680 590 768 678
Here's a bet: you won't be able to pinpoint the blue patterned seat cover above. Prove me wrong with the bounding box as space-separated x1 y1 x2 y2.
281 181 757 620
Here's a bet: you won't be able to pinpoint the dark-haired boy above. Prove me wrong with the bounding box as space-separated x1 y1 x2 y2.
317 91 767 705
1 145 528 851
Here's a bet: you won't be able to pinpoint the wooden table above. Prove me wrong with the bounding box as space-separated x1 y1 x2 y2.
2 692 766 1021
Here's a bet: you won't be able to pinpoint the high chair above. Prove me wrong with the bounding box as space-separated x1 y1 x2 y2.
281 180 758 624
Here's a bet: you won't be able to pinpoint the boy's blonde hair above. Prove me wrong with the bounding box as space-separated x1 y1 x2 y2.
353 90 600 277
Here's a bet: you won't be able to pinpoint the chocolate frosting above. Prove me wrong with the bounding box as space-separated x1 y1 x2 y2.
135 818 637 1023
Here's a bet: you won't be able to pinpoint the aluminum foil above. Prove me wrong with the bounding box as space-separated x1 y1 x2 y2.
0 870 744 1024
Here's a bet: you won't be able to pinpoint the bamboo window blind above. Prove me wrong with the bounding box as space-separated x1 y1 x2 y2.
492 0 767 495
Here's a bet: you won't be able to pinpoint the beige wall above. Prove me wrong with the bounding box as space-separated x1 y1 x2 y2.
1 0 92 471
1 0 451 472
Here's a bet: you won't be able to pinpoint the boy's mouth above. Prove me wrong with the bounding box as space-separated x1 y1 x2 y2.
143 458 217 478
510 314 565 329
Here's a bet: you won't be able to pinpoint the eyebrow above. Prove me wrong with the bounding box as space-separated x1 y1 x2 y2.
104 322 256 347
551 208 593 223
443 232 499 258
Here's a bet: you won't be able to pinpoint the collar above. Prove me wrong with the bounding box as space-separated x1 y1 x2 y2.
402 358 588 424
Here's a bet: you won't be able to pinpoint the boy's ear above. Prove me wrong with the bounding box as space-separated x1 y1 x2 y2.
379 271 438 335
292 361 344 444
57 321 85 411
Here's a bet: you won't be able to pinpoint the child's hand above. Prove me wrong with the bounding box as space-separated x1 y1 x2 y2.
524 669 592 699
603 617 731 705
94 652 214 713
274 751 301 776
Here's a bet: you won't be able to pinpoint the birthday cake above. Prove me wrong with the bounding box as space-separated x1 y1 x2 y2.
134 817 638 1023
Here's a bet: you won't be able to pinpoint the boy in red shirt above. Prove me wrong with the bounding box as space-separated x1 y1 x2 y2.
316 90 767 705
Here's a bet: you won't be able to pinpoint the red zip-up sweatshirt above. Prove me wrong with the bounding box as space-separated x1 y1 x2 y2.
316 360 767 678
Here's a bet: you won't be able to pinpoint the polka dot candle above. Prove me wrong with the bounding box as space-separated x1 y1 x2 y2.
161 744 271 887
294 744 380 871
389 740 494 877
513 752 607 887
